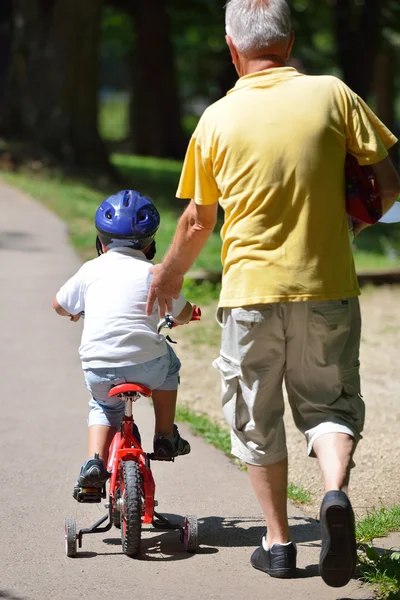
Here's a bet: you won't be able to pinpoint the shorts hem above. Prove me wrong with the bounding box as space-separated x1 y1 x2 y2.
306 422 358 457
231 446 288 467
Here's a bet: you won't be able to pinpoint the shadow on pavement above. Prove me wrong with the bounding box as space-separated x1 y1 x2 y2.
0 231 42 252
70 513 323 565
290 515 321 544
199 514 320 548
0 591 27 600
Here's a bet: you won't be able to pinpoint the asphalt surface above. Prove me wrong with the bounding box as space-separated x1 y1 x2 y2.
0 180 373 600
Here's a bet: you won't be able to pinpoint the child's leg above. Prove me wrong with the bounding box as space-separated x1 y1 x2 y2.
152 389 177 436
84 368 125 465
88 424 117 462
151 348 190 458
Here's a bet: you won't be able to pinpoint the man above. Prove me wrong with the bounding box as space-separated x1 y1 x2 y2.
147 0 400 588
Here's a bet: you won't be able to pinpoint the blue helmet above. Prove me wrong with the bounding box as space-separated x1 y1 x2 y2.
95 190 160 250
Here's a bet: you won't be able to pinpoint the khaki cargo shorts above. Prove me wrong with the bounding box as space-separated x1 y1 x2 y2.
213 299 365 466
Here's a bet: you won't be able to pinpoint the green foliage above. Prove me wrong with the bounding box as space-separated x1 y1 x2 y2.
0 153 223 271
175 405 232 455
1 149 400 273
182 279 221 306
100 6 134 90
99 95 129 141
358 544 400 600
286 483 311 505
356 506 400 543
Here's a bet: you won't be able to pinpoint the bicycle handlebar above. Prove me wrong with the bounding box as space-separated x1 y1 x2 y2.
157 305 201 334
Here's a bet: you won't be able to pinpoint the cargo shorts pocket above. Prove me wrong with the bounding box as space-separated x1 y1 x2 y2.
340 363 365 434
341 363 361 397
309 300 351 366
310 299 350 326
231 306 272 326
213 354 241 429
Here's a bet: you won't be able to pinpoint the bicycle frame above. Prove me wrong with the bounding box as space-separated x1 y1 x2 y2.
107 390 155 525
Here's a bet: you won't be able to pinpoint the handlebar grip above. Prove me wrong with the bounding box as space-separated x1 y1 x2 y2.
190 305 201 321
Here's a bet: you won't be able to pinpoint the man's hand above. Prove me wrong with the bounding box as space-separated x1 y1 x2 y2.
146 264 184 318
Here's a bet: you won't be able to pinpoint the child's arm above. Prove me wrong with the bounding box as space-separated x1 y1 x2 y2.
173 301 194 325
52 263 89 321
52 297 81 321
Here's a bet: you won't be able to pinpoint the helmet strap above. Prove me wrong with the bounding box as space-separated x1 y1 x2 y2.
144 240 156 260
96 236 104 256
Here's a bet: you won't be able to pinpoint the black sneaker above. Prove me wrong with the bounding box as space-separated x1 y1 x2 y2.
251 541 297 578
153 424 191 460
72 454 108 503
319 490 357 588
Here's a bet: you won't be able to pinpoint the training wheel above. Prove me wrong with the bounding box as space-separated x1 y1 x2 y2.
183 515 198 553
64 518 77 557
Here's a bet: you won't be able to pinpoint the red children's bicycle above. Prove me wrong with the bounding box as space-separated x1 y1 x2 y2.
64 307 201 558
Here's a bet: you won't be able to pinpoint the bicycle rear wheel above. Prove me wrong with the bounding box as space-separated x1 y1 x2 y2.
120 460 142 557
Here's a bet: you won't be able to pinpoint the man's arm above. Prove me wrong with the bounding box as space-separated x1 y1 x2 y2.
353 155 400 236
146 200 218 316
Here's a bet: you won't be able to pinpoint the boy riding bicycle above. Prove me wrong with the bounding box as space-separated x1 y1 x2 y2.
53 190 193 502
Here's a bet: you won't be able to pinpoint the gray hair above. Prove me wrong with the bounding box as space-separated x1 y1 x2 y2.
225 0 292 55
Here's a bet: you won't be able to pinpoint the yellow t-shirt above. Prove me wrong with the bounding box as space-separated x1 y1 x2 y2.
176 67 397 307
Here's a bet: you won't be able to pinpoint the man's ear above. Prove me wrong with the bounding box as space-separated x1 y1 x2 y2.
285 30 295 60
226 34 239 69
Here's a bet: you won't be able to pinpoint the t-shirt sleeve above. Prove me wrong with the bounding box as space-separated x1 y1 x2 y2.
342 83 398 165
170 292 187 318
56 267 86 315
176 120 221 205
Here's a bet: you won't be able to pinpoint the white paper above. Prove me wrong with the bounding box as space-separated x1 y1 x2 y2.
380 202 400 223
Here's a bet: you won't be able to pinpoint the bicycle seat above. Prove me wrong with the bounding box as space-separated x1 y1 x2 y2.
108 383 152 398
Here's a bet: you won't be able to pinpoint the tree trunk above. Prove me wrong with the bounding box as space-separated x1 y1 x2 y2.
0 0 111 172
130 0 187 158
374 45 398 166
333 0 382 99
0 0 12 104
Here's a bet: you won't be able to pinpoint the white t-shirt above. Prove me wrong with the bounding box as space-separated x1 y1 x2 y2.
56 248 187 368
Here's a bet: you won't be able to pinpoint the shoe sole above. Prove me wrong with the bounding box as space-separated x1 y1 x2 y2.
252 563 296 578
320 504 356 588
78 474 107 488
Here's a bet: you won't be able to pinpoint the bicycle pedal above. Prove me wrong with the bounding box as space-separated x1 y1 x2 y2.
74 487 103 503
148 453 175 462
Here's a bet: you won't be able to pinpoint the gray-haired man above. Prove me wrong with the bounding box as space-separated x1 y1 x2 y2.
147 0 400 587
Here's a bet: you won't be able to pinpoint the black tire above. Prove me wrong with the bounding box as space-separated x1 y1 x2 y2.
113 487 121 529
183 515 198 553
120 460 142 557
64 518 77 557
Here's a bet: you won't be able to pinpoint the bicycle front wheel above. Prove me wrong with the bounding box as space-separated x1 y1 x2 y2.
120 460 142 557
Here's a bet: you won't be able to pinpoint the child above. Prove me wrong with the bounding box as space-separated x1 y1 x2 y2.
53 190 194 502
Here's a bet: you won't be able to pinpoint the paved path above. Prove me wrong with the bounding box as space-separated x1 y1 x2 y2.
0 180 372 600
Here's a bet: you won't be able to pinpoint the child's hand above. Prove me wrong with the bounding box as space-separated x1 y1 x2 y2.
69 313 81 322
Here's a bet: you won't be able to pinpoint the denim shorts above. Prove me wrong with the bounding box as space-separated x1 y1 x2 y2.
84 345 181 428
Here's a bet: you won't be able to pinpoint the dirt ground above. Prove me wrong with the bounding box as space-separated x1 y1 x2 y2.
175 285 400 520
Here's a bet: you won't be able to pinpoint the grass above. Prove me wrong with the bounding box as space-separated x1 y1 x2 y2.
356 506 400 544
0 153 223 275
357 548 400 600
355 506 400 599
2 145 400 279
175 404 311 505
